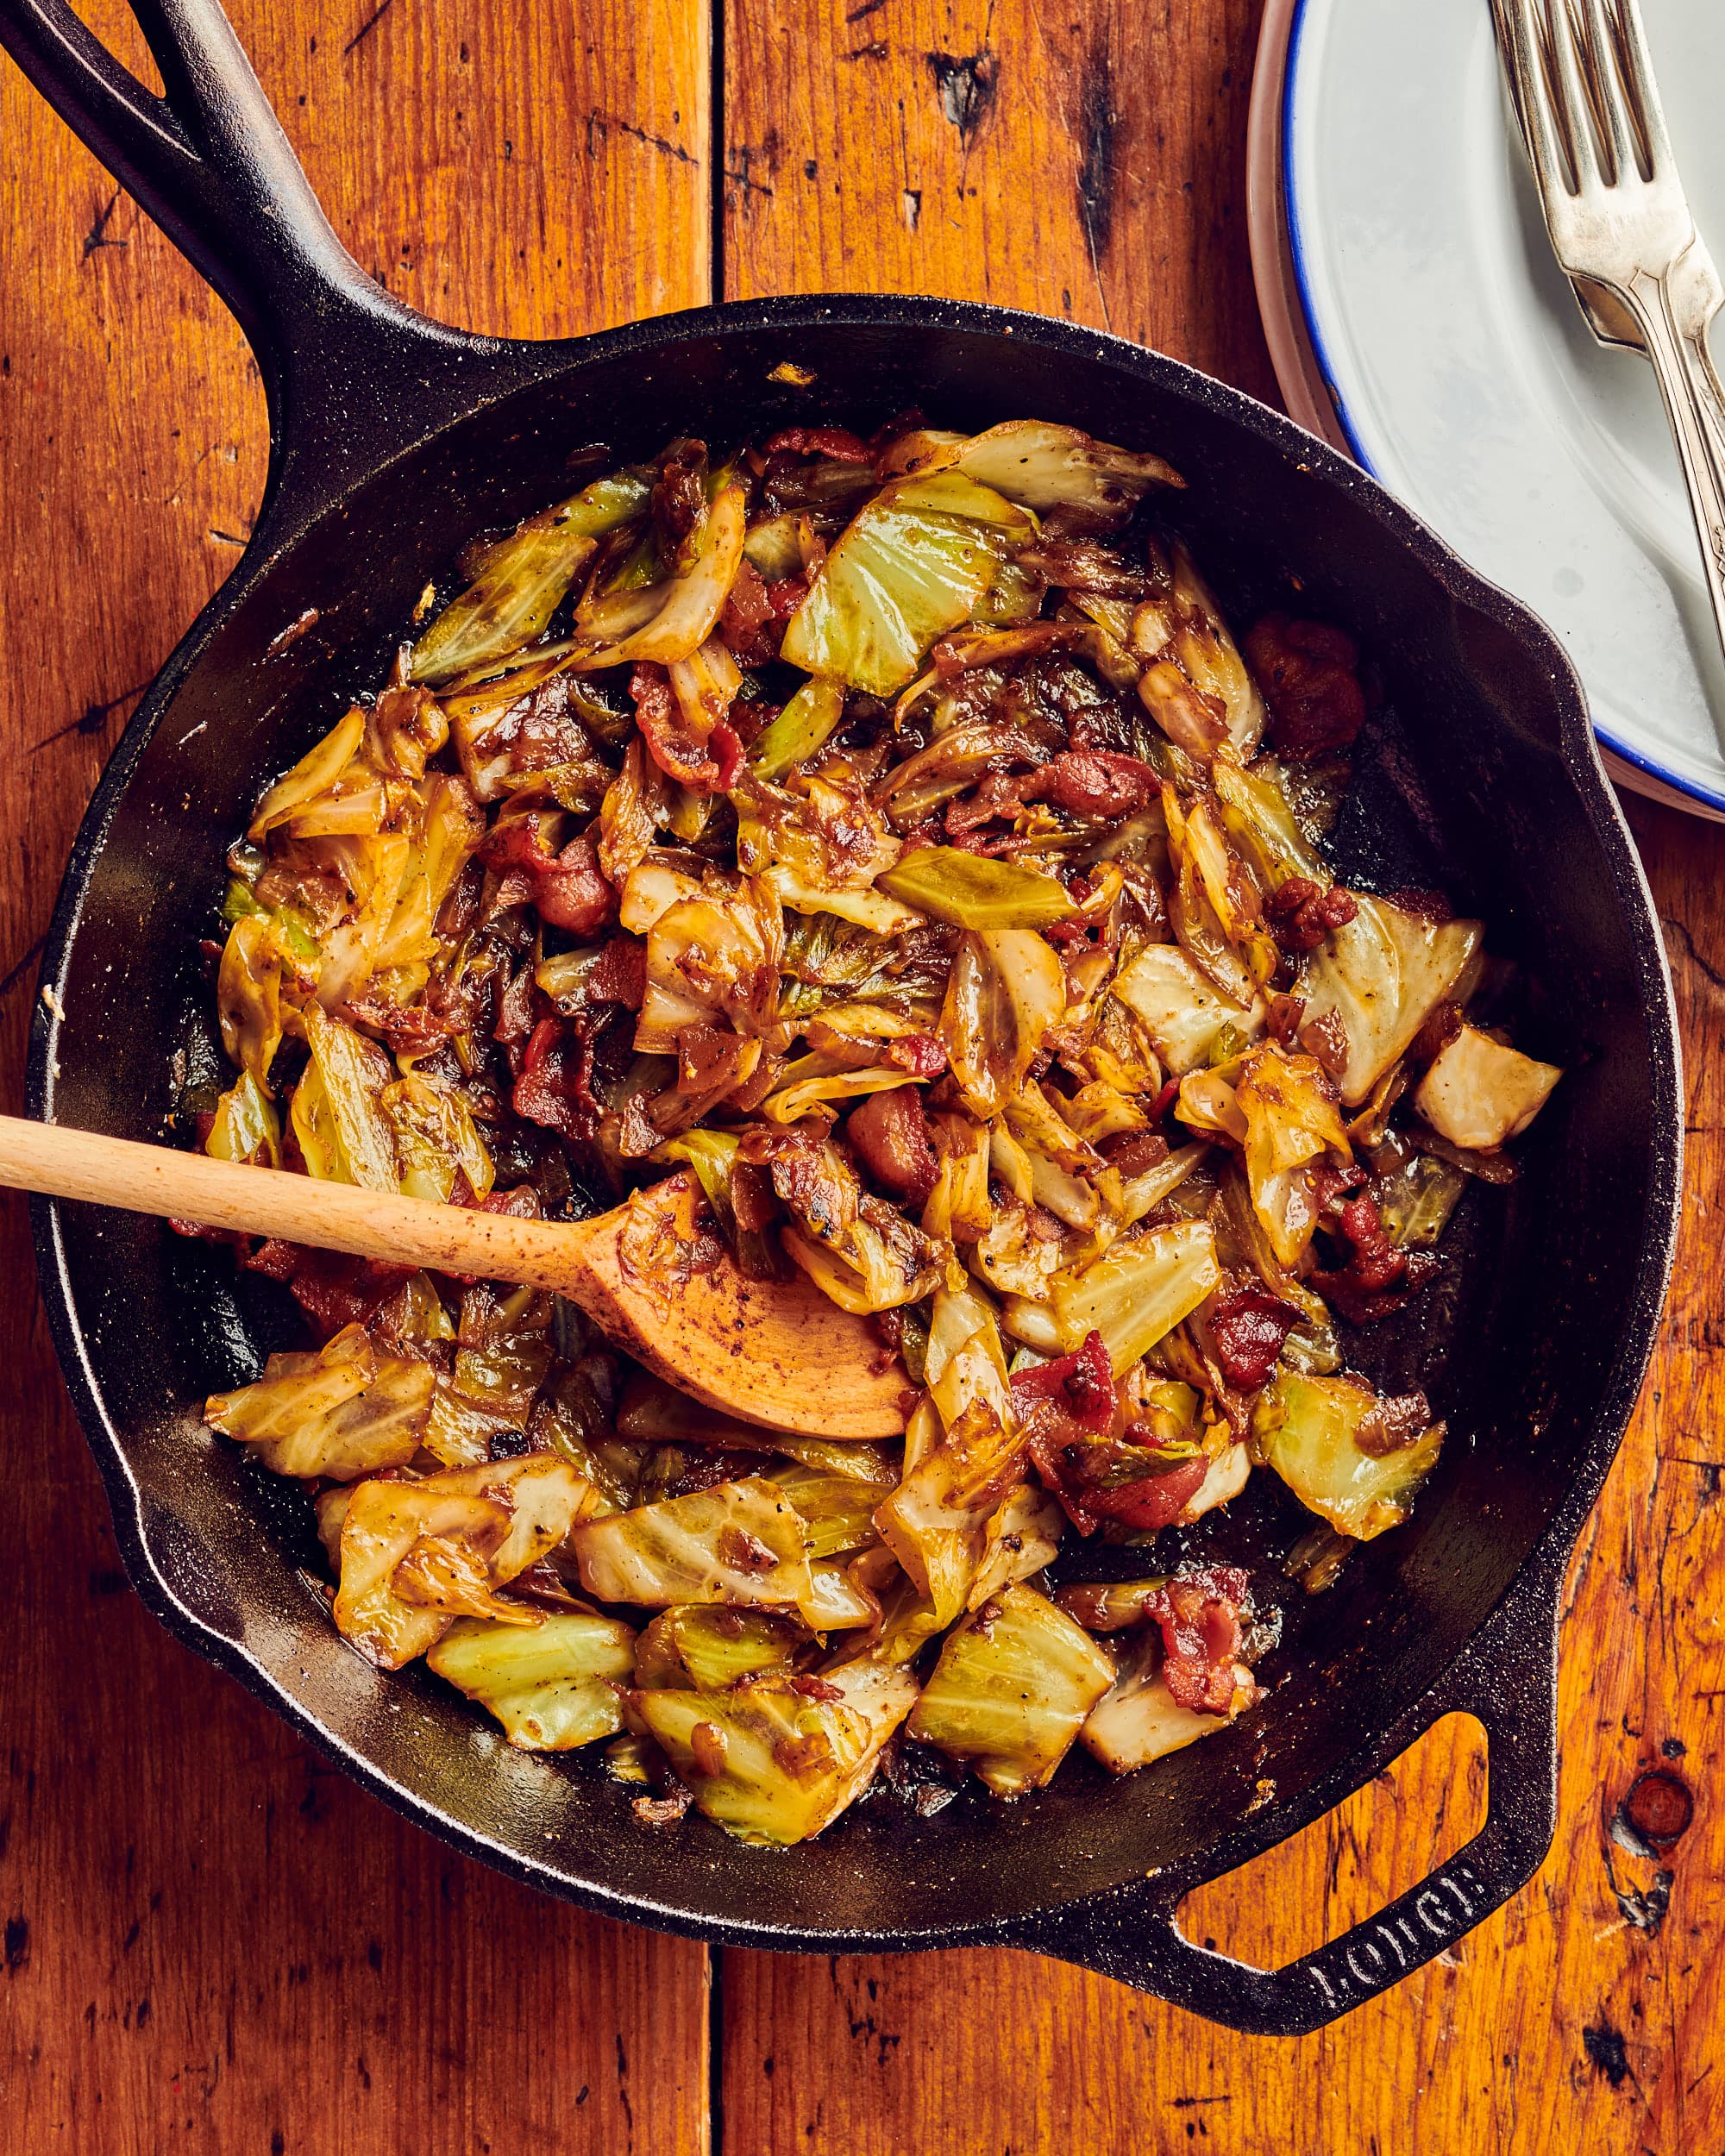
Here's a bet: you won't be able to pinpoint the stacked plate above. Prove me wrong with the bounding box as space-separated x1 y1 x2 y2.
1249 0 1725 819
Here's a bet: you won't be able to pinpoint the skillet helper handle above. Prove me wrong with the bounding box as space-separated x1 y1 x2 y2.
0 1112 591 1295
1016 1570 1560 2035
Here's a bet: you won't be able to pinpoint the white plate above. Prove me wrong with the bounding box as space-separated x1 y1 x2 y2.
1281 0 1725 819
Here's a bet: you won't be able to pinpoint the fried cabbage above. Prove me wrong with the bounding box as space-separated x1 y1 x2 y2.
625 1653 918 1843
1297 897 1483 1106
1413 1024 1561 1150
204 1322 434 1481
569 1477 813 1609
780 472 1036 694
906 1583 1113 1796
427 1611 637 1751
1252 1369 1445 1539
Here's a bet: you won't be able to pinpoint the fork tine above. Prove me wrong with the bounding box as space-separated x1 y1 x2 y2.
1548 0 1603 191
1495 0 1570 203
1612 0 1676 172
1575 0 1637 183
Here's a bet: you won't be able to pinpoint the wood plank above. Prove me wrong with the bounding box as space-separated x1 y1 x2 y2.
0 3 712 2150
721 0 1277 398
719 4 1722 2148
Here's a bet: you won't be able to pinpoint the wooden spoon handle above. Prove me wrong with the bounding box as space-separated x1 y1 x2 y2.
0 1114 591 1294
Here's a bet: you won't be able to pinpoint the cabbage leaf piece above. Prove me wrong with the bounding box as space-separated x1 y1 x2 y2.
624 1653 918 1844
205 1069 281 1168
770 1461 900 1559
569 1476 814 1610
939 928 1068 1122
1080 1631 1258 1773
1296 897 1483 1106
748 677 847 781
1037 1219 1221 1374
874 1396 1028 1630
292 1002 400 1191
876 848 1075 931
427 1611 637 1751
336 1453 599 1669
1413 1024 1561 1150
411 472 649 685
1252 1369 1444 1540
882 420 1181 523
204 1321 434 1481
575 485 749 670
1233 1044 1353 1268
634 1606 805 1691
414 472 651 681
781 472 1036 695
907 1583 1113 1797
1110 940 1260 1077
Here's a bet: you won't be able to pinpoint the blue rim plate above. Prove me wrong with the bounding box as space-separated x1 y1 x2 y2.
1282 0 1725 818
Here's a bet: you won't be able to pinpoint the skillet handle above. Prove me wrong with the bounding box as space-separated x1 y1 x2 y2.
0 0 517 480
1013 1563 1561 2034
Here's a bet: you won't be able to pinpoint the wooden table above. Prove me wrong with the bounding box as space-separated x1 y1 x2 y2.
1 3 1719 2148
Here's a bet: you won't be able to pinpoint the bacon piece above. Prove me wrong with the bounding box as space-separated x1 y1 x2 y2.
1010 1328 1116 1433
845 1086 939 1208
718 556 778 666
1086 1457 1211 1533
1026 749 1161 821
480 818 618 937
764 425 872 461
1264 992 1306 1047
1265 875 1358 956
242 1239 416 1340
652 438 708 548
1308 1188 1442 1323
512 1015 604 1144
766 573 810 620
586 935 646 1012
629 661 742 795
1140 1568 1250 1713
884 1031 947 1078
1207 1282 1302 1390
1097 1129 1169 1177
1245 614 1369 759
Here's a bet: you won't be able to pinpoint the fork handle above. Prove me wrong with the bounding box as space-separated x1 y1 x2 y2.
1625 260 1725 670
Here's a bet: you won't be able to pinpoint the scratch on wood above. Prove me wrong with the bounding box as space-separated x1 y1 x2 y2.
846 0 891 19
32 680 149 753
586 110 700 168
1582 2016 1634 2090
81 189 126 262
725 148 775 201
1660 914 1725 993
0 936 46 1006
1076 41 1119 266
342 0 397 57
925 50 998 145
844 41 889 60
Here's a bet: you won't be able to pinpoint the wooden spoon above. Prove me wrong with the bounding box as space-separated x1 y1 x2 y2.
0 1117 908 1438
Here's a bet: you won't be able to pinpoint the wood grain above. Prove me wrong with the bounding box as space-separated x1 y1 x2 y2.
3 0 1722 2149
0 3 712 2151
718 5 1724 2152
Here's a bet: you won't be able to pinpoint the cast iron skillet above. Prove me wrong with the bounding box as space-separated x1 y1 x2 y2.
3 0 1682 2035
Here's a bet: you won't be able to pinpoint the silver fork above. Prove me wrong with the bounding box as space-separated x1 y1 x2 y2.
1492 0 1725 675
